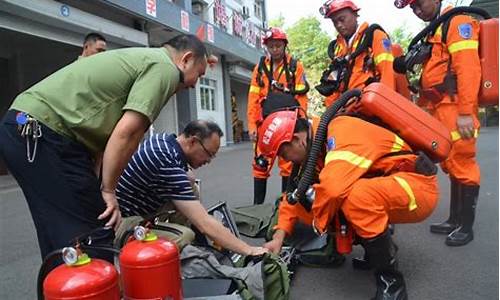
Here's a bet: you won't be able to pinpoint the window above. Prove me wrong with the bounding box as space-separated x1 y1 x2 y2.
254 2 263 20
200 78 217 111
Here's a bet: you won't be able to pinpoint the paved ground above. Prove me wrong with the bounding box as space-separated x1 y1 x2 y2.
0 127 498 299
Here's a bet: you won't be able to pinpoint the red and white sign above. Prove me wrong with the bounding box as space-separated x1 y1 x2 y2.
181 10 190 32
214 0 228 30
207 24 215 43
245 22 257 47
145 0 157 18
232 11 243 37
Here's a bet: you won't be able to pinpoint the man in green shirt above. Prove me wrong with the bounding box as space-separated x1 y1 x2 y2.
0 34 211 265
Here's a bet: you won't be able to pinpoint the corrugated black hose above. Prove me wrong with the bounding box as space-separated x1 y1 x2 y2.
288 89 362 211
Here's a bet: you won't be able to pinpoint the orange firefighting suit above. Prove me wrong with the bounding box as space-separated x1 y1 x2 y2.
324 22 395 107
419 6 481 186
275 116 438 239
248 54 308 178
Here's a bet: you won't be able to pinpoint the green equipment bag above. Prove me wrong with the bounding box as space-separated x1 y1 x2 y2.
114 216 195 250
265 201 346 268
181 246 290 300
265 197 281 241
262 253 291 300
231 203 276 238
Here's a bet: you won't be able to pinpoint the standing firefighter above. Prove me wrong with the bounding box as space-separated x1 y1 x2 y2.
258 107 439 300
316 0 395 106
247 27 309 204
395 0 482 246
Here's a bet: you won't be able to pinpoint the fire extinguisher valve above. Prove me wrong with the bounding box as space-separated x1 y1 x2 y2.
133 225 158 242
62 247 91 266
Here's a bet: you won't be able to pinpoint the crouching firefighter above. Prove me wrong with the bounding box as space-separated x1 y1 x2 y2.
393 0 495 246
247 27 310 205
316 0 395 106
257 86 442 299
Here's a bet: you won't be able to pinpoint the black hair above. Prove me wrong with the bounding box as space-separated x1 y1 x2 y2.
162 34 208 60
183 120 224 140
293 118 310 133
84 32 106 44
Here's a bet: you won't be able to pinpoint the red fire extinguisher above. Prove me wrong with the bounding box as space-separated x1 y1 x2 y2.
43 247 120 300
335 212 354 255
120 225 183 300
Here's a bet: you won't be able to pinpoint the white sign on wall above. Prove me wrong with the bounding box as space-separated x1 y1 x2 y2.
145 0 157 18
207 24 214 43
181 10 190 32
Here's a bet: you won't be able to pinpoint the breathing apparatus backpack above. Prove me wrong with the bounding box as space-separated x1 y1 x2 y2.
316 24 386 97
288 83 451 211
393 6 498 106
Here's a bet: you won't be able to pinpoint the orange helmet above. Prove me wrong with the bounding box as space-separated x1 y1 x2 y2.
262 27 288 45
257 110 298 163
319 0 360 18
394 0 416 9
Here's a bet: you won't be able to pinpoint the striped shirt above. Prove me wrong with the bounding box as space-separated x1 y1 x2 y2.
117 133 196 217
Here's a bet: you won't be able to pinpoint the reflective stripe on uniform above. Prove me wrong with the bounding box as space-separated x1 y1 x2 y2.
353 39 360 51
374 53 394 65
391 135 405 152
335 45 342 56
324 150 373 169
451 129 479 141
448 40 479 54
249 85 261 94
295 83 306 91
394 176 418 211
435 25 442 38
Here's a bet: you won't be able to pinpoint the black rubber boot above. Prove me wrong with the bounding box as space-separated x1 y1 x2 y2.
281 176 289 193
430 177 462 234
253 178 267 205
364 230 408 300
446 184 479 247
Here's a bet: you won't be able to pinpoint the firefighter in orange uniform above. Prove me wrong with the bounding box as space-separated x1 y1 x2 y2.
247 27 309 205
259 110 439 299
395 0 481 247
316 0 395 106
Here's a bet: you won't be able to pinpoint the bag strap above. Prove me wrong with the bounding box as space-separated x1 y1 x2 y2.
409 6 490 49
257 56 269 88
327 39 338 60
341 24 386 92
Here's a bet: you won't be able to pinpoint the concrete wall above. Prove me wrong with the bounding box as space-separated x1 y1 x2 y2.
0 28 79 117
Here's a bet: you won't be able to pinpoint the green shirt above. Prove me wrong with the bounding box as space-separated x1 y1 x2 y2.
11 47 180 154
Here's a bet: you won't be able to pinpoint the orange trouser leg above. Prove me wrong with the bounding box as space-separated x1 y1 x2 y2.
434 103 481 185
342 172 439 239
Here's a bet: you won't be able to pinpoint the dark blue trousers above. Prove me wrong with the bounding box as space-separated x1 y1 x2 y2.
0 110 114 265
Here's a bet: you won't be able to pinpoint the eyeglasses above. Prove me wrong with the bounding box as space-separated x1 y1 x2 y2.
194 136 216 159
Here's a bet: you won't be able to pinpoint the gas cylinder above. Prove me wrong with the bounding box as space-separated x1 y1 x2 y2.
120 226 182 300
43 247 120 300
335 213 353 255
478 18 499 106
359 82 452 162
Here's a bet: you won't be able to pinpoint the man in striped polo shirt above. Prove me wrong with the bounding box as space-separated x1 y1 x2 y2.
117 120 267 256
